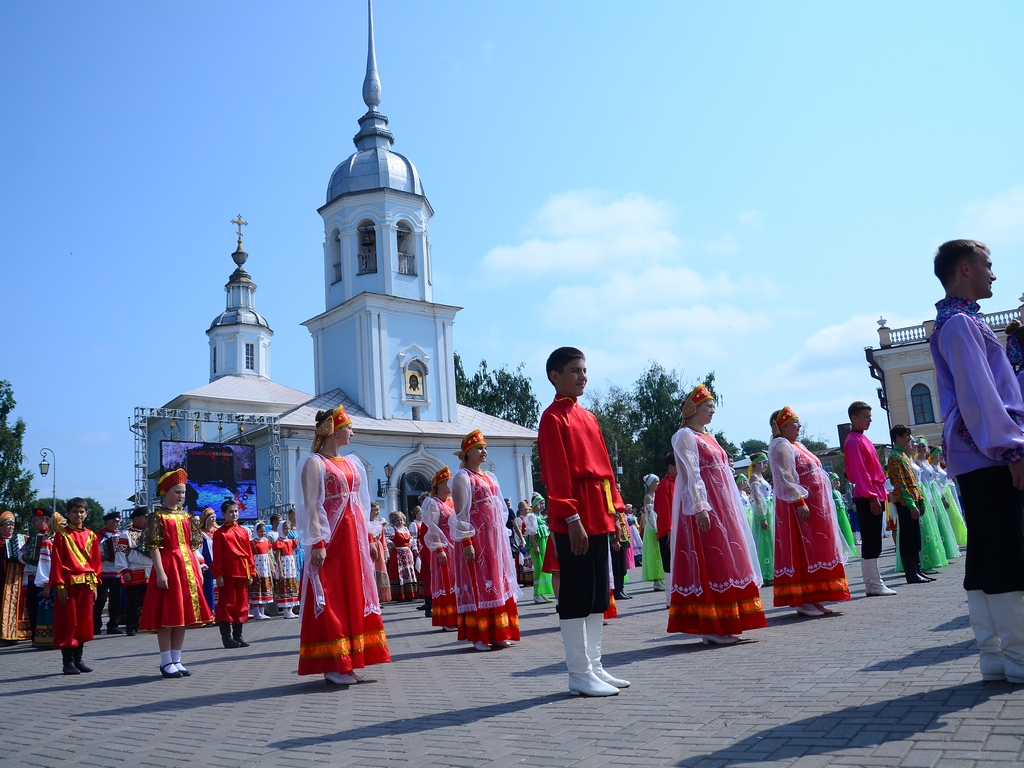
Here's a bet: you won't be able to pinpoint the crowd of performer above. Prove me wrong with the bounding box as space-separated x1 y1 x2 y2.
2 239 1022 692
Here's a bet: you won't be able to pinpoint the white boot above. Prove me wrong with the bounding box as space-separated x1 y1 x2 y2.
986 591 1024 683
862 559 897 597
967 590 1004 681
585 612 629 688
282 607 296 619
559 618 618 697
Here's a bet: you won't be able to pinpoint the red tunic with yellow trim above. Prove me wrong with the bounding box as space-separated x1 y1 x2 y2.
538 395 623 536
50 525 102 648
139 508 212 631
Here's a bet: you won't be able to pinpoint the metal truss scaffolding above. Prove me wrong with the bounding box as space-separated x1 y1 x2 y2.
130 407 284 515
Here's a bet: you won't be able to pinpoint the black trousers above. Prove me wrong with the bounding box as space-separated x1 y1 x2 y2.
958 465 1024 593
658 535 671 573
94 576 122 631
553 532 610 620
26 581 39 638
895 503 922 571
124 583 147 632
610 541 627 594
854 497 884 560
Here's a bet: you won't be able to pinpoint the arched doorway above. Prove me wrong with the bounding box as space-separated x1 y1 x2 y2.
399 472 431 517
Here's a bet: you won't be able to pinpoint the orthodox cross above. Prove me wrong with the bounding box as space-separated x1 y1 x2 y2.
231 214 248 245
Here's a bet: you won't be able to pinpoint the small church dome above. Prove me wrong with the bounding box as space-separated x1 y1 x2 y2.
207 307 271 332
326 146 423 204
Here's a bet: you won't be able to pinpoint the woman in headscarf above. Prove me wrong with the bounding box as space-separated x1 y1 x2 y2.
640 475 665 590
668 386 766 644
747 453 775 586
0 510 30 644
525 493 555 604
768 407 851 617
296 404 390 685
449 430 522 652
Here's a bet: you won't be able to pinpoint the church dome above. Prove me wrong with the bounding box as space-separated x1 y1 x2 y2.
326 145 424 203
207 306 271 332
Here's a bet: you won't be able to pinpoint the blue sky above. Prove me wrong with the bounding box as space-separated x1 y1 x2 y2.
2 2 1023 511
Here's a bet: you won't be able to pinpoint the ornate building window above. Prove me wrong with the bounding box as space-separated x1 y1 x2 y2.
357 221 377 275
397 221 416 275
911 383 935 424
245 342 255 371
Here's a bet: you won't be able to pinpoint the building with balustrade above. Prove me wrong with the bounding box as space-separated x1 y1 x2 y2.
864 300 1024 444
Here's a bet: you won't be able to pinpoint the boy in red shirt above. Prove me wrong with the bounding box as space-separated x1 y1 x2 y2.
212 500 255 649
51 497 101 675
538 347 630 697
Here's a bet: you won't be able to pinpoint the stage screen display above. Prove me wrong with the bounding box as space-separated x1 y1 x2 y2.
159 441 258 519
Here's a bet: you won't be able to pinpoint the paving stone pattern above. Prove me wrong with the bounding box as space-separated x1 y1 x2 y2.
2 542 1022 767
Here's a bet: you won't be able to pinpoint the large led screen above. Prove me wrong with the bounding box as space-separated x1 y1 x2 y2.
159 441 258 519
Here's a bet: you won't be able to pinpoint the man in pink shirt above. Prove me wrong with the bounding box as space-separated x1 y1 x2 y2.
842 401 898 597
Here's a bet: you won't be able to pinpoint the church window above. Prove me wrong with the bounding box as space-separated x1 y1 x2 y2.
357 221 377 275
245 342 255 371
911 383 934 424
330 229 342 283
397 222 416 276
212 347 217 374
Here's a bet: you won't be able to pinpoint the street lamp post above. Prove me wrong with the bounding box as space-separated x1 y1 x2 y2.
38 448 57 515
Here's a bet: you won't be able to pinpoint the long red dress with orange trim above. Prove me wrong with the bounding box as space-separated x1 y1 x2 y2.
297 453 390 676
668 428 767 636
140 508 213 631
769 437 851 607
450 468 521 644
421 495 458 629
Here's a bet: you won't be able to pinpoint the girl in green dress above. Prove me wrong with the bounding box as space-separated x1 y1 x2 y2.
747 453 775 585
829 473 857 560
640 474 665 589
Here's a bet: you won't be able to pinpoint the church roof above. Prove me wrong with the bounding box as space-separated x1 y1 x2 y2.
166 376 312 409
279 389 537 441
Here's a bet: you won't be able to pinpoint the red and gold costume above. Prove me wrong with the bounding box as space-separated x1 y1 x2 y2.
50 523 101 649
769 407 851 607
538 398 621 537
421 493 458 629
1 511 30 642
139 508 213 630
387 525 419 601
297 450 390 676
450 432 521 644
273 536 300 609
211 522 254 624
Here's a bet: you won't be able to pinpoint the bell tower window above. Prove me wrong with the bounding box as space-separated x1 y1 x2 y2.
245 342 255 371
212 347 217 374
397 222 416 276
330 229 342 283
357 221 378 275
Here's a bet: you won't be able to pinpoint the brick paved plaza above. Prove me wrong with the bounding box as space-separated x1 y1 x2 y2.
3 544 1023 768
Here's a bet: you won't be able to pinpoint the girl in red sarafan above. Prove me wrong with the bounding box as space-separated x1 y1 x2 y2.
296 405 390 685
449 430 522 652
140 469 213 678
421 466 458 631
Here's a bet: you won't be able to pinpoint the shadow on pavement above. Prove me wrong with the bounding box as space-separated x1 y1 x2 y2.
6 675 156 698
674 682 1004 767
860 639 976 672
266 691 568 749
932 615 970 632
74 680 325 717
513 639 733 677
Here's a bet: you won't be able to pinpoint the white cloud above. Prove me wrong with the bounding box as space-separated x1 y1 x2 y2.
737 209 766 229
960 185 1024 246
481 191 681 277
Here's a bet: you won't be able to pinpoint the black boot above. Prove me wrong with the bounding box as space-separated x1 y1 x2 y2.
62 648 81 675
73 646 93 673
905 562 930 584
421 595 432 618
917 569 937 582
219 622 240 649
231 623 250 648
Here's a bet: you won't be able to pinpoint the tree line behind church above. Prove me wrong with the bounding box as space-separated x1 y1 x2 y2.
454 356 796 506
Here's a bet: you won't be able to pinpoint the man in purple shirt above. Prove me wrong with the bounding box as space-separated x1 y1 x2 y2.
842 401 898 597
931 239 1024 684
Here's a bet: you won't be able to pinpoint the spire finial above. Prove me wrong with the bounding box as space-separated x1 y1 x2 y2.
230 214 249 267
362 0 382 110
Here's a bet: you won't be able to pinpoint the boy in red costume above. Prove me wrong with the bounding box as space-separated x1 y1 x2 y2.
538 346 630 697
212 500 255 649
51 497 101 675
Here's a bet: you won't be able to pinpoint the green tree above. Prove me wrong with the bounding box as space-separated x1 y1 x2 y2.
0 381 37 530
713 431 741 460
454 354 540 429
740 438 770 458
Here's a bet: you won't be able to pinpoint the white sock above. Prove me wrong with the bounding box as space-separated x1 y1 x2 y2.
160 651 173 668
170 648 182 664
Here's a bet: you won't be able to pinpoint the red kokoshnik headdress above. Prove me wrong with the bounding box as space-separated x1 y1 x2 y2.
771 406 799 438
157 468 188 495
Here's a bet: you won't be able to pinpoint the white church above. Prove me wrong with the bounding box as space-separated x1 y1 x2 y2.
135 2 537 518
